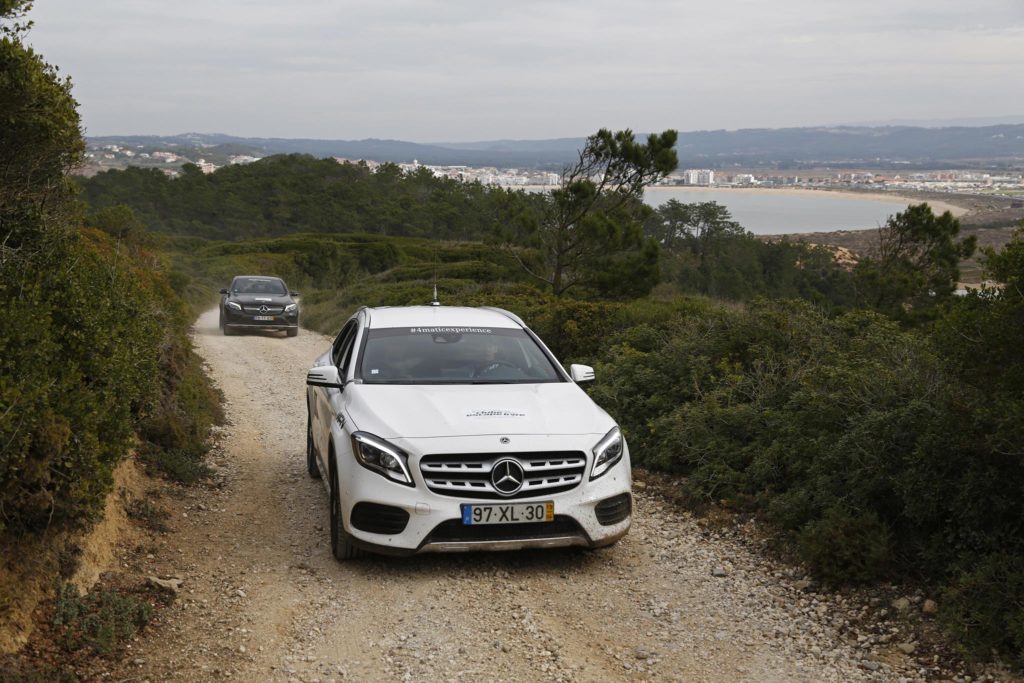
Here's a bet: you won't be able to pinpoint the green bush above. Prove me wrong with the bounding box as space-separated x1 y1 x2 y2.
797 509 894 584
940 554 1024 667
138 444 211 484
51 582 152 657
0 222 222 535
586 291 1024 664
0 228 158 532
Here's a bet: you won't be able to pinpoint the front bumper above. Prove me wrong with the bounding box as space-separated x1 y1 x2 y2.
335 434 633 556
223 307 298 329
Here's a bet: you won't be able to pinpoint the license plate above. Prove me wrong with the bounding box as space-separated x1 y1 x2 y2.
254 315 274 321
461 501 554 525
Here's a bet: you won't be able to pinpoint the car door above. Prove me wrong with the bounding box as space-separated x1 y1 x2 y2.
312 318 358 463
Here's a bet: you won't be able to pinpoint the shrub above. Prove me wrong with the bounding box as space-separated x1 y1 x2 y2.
798 509 894 585
138 444 211 484
51 583 152 657
940 554 1024 667
0 228 159 533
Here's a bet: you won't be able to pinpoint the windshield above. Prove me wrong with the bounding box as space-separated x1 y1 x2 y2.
358 326 563 384
233 277 287 295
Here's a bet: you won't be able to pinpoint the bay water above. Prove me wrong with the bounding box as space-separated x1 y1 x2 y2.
643 187 915 235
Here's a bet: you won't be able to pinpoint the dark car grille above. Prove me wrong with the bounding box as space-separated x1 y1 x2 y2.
424 515 584 543
242 305 284 314
350 502 410 535
419 451 586 500
594 493 632 526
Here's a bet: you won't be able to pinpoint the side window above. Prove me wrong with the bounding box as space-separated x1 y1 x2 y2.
339 327 359 376
331 320 357 367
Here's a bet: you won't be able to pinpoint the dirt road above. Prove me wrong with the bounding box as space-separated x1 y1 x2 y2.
112 309 919 682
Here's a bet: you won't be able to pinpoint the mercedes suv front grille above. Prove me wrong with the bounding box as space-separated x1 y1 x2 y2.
419 451 586 500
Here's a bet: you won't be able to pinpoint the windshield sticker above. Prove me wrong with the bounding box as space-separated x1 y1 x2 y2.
466 409 526 418
410 327 492 334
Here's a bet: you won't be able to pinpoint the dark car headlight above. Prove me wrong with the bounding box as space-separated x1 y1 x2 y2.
284 303 297 313
227 301 242 311
590 426 623 480
351 432 414 486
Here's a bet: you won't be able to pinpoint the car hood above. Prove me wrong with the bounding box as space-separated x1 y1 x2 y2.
345 383 614 439
229 294 293 306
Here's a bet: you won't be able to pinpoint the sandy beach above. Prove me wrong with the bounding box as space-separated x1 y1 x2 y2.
644 186 970 217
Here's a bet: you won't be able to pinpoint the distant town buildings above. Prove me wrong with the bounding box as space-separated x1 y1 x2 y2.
368 158 562 187
79 140 1024 197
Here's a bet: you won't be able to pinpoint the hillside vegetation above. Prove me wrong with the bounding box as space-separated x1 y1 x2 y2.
87 152 1024 667
0 3 221 658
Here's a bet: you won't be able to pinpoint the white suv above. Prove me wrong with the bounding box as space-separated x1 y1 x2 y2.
305 305 632 560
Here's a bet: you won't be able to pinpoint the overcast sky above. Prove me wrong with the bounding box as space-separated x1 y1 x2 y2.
24 0 1024 142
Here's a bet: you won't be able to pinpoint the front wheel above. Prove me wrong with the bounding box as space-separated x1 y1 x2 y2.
306 415 320 479
287 327 298 338
329 459 361 561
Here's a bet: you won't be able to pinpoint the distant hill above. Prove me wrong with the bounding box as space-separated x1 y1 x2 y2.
841 115 1024 128
88 124 1024 170
87 133 577 169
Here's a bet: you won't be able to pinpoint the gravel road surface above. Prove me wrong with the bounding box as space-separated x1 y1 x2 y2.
111 308 927 682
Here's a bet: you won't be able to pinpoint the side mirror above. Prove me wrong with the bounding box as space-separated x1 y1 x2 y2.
570 364 595 384
290 291 299 297
219 288 228 295
307 365 344 389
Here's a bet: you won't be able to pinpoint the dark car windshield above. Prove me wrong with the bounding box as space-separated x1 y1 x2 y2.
358 326 563 384
233 277 287 295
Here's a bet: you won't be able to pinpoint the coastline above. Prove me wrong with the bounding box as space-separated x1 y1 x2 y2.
643 186 970 218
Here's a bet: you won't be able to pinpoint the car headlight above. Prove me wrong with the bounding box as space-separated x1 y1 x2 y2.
227 301 242 310
590 426 623 480
351 432 414 486
284 303 297 313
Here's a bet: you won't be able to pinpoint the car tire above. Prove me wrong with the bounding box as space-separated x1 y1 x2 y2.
329 456 362 561
223 324 235 336
287 327 298 338
306 415 320 479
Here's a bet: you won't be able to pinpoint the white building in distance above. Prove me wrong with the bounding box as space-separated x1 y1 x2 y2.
683 169 715 186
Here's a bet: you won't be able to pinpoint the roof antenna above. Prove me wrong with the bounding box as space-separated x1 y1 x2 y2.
430 271 440 307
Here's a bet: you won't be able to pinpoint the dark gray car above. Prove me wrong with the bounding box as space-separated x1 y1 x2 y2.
219 275 299 337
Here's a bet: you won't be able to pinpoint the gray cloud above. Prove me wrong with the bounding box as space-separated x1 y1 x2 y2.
24 0 1024 141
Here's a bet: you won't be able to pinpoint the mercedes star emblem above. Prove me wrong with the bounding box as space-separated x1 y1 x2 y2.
499 436 511 445
259 305 270 313
491 458 524 496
